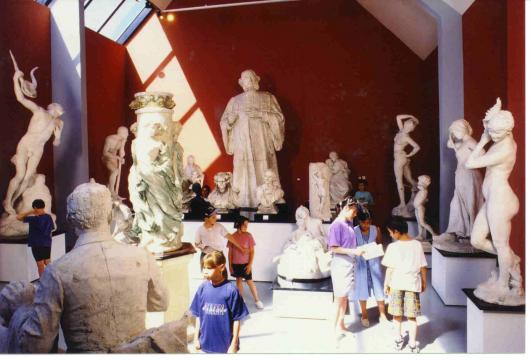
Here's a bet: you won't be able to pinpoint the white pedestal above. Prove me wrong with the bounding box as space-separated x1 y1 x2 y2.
432 248 497 306
0 232 66 282
465 289 525 353
272 282 334 320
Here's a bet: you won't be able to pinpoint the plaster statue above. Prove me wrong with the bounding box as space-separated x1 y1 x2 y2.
102 126 129 199
110 200 135 245
325 152 352 207
309 162 331 221
128 92 183 254
183 155 204 186
0 62 63 237
220 69 285 208
413 175 438 246
433 119 484 253
274 206 331 280
0 181 190 353
465 98 524 305
392 114 420 218
9 50 38 98
256 169 285 214
207 172 239 212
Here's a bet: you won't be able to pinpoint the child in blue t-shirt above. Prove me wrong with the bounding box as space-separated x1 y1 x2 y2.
190 250 249 353
354 176 374 211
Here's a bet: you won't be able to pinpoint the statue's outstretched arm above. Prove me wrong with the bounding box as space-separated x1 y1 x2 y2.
53 119 64 146
466 135 511 169
13 71 39 113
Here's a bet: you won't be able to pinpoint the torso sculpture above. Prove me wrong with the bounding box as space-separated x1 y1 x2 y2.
465 98 524 305
207 172 239 212
256 169 284 214
392 114 420 218
325 152 351 207
309 163 331 221
102 127 129 199
220 70 285 208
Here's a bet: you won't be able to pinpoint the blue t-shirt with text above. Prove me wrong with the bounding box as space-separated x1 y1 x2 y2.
190 279 249 353
23 214 54 247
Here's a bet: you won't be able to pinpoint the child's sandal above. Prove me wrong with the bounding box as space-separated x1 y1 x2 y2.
408 341 420 353
394 336 405 351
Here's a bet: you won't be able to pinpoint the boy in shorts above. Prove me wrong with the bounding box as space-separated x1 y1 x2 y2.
382 217 427 353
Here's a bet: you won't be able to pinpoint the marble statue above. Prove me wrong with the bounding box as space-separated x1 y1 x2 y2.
0 181 189 353
309 162 331 221
465 98 524 305
102 126 129 199
183 155 204 186
256 169 285 214
110 200 135 244
392 114 420 218
413 175 437 250
274 206 331 281
325 152 352 207
128 92 183 254
0 58 63 237
433 119 484 253
220 69 285 208
207 172 239 212
9 50 38 98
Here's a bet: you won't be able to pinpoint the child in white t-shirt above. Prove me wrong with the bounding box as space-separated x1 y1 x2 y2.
381 217 427 353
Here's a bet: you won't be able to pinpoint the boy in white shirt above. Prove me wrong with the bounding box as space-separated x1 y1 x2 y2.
195 205 247 268
382 217 427 353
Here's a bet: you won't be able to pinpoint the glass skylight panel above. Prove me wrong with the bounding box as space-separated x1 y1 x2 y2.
84 0 123 32
99 0 146 41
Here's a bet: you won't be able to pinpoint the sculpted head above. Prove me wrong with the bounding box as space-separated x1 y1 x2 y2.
418 175 431 188
238 70 260 92
67 179 112 232
187 155 196 166
214 172 232 193
449 119 473 143
263 169 277 186
403 117 418 133
329 152 338 161
117 126 129 139
483 97 514 142
47 103 64 117
295 206 310 228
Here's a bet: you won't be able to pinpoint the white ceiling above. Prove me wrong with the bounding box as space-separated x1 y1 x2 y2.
441 0 476 15
356 0 437 60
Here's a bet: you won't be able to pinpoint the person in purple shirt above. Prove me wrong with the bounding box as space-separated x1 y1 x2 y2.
327 196 364 337
16 198 55 277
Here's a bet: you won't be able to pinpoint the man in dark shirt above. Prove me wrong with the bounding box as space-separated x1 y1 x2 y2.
189 183 209 220
16 199 54 277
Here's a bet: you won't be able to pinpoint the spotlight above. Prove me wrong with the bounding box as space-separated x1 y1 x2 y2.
167 13 175 22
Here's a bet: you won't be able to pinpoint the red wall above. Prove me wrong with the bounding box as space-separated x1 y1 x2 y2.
463 0 525 279
85 29 129 198
0 0 52 214
124 0 440 225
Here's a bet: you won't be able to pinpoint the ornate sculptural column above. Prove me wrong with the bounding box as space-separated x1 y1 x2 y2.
128 92 184 255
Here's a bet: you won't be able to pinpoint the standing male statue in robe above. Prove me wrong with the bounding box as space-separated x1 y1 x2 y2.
220 70 285 208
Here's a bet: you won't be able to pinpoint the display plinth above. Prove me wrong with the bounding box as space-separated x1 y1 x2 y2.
145 243 196 329
406 219 419 238
432 248 497 306
272 279 334 319
463 289 525 353
0 232 66 282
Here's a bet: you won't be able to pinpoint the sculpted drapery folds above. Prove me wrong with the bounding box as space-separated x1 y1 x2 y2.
220 70 285 208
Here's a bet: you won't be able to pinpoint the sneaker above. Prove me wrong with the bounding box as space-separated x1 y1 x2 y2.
361 318 370 327
408 341 420 353
379 314 390 323
394 335 405 351
255 301 264 309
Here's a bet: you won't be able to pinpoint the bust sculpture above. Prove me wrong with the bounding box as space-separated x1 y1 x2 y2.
102 126 129 199
256 169 285 214
434 119 484 253
465 98 524 305
392 114 420 218
325 152 351 207
274 206 331 280
413 175 438 246
220 69 285 208
207 172 239 212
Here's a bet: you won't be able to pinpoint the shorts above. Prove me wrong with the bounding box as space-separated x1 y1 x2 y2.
388 289 421 318
231 263 252 280
31 246 51 262
330 254 354 297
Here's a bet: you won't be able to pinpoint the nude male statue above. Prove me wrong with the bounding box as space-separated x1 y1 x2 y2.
102 126 129 198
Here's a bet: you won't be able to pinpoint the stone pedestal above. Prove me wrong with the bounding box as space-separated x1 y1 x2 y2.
145 243 195 329
464 289 525 353
0 232 66 282
272 279 334 319
432 248 497 306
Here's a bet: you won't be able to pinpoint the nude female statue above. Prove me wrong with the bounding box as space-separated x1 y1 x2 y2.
465 98 523 305
413 175 437 240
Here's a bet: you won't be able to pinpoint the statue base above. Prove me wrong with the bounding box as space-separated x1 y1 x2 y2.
473 270 525 306
432 233 481 253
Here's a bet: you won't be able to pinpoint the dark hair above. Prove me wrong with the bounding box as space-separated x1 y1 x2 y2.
203 250 228 279
358 211 371 222
387 217 408 235
192 182 202 196
357 176 368 186
234 215 249 229
32 199 45 209
203 204 217 219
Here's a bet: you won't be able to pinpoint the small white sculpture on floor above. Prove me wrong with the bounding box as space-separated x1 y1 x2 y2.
465 98 524 305
392 114 420 218
220 69 285 208
309 163 331 221
413 175 437 251
256 169 285 214
102 126 129 199
0 55 63 237
128 92 183 254
434 119 484 253
326 151 352 207
274 206 331 281
207 172 239 212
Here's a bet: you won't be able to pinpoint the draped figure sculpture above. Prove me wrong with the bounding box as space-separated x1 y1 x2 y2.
220 70 285 208
433 119 484 252
465 98 524 305
325 152 352 207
